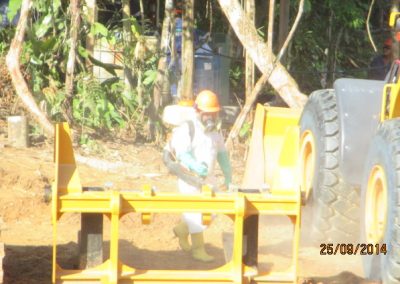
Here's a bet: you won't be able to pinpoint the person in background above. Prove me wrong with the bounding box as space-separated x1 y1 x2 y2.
368 38 394 80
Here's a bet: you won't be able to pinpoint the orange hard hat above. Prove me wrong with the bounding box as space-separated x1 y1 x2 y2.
194 90 221 112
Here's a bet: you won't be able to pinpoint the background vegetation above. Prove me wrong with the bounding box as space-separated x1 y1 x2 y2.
0 0 393 141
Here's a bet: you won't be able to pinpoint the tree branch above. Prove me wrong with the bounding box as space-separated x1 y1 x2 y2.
224 0 305 150
276 0 305 62
267 0 275 53
217 0 307 109
366 0 377 52
6 0 54 137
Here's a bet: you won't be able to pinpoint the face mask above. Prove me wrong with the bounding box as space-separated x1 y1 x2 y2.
204 118 216 132
199 111 221 132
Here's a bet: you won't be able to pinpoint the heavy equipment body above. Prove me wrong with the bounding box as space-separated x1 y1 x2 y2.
334 78 384 185
51 102 302 284
298 12 400 283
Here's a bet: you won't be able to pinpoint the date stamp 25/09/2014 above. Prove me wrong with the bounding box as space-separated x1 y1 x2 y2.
320 243 387 256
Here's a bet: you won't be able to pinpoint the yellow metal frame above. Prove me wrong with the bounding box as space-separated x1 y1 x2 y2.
389 12 400 28
381 11 400 122
380 81 400 122
52 122 301 284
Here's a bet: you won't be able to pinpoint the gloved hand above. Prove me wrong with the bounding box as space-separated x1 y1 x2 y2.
192 162 208 177
178 152 208 177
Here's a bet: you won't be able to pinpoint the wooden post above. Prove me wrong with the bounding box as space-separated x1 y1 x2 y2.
180 0 194 101
7 116 28 148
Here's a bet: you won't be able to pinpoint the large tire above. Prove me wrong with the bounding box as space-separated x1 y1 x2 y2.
361 119 400 283
299 89 360 242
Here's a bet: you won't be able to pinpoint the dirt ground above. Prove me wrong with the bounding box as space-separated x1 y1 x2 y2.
0 118 372 284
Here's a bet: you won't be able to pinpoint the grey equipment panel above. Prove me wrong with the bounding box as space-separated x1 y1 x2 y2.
335 78 385 186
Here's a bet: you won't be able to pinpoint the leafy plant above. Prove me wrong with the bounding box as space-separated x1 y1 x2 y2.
73 74 124 130
0 27 14 55
239 121 252 139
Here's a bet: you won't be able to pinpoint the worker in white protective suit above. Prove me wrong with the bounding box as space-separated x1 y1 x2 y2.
167 90 232 262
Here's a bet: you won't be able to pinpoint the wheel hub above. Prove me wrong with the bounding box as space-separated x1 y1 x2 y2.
366 165 388 244
300 130 316 203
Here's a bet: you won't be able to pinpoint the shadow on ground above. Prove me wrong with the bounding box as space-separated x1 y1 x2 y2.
3 239 226 284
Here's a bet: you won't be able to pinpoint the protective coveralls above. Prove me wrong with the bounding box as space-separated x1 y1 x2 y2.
167 90 232 262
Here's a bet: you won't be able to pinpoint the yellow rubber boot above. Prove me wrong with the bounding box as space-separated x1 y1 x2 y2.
191 232 214 262
173 222 191 252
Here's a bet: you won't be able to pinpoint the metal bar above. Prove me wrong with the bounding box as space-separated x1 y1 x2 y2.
232 194 245 283
57 265 297 283
109 191 121 283
57 192 299 216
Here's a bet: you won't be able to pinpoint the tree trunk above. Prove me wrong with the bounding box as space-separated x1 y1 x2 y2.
6 0 54 137
224 0 305 149
64 0 81 125
245 0 255 101
278 0 289 50
156 0 160 28
122 0 133 94
153 0 173 110
180 0 194 101
146 0 173 141
217 0 307 109
139 0 145 29
85 0 97 66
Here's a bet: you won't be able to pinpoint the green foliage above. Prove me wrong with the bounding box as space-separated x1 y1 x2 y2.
143 69 158 86
73 75 124 130
91 22 109 37
229 65 245 93
7 0 22 23
3 0 388 140
0 27 15 55
239 121 252 139
18 0 70 98
289 0 376 93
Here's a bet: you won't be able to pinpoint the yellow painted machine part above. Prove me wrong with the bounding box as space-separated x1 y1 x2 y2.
263 106 300 190
54 124 82 195
389 12 400 27
380 82 400 122
380 12 400 122
242 105 301 191
52 120 301 284
299 130 315 202
366 165 388 244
